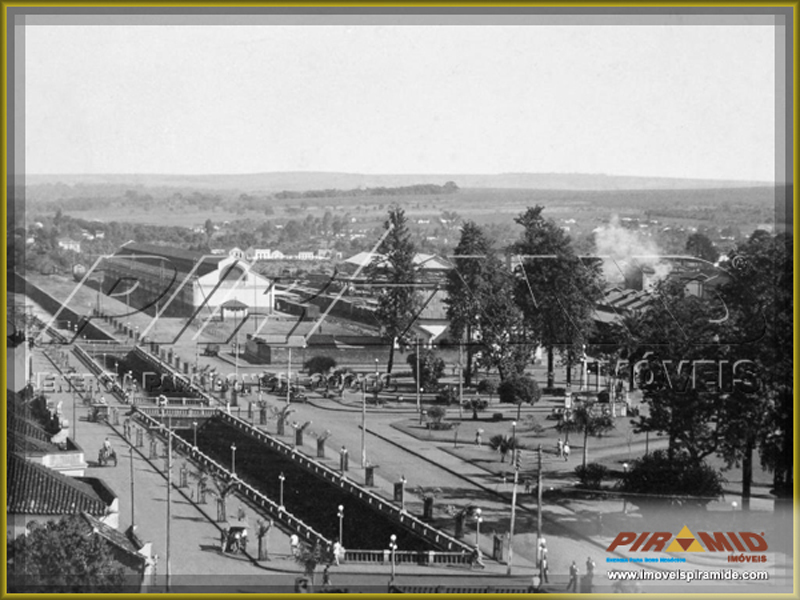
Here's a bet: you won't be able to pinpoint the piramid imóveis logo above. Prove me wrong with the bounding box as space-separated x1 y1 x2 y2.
607 525 768 562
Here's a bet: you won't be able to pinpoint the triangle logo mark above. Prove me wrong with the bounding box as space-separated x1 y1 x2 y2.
665 525 705 552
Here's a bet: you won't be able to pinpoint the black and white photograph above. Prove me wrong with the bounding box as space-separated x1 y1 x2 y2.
5 4 794 594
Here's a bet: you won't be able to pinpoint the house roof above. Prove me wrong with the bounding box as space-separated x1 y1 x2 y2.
345 252 452 271
7 390 65 454
7 453 110 516
80 513 146 561
116 242 223 277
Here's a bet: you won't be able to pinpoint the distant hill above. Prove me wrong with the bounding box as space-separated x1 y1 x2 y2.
25 171 772 193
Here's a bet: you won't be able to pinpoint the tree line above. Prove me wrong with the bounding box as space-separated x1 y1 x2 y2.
368 205 792 506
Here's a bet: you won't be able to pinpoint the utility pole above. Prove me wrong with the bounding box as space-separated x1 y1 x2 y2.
130 444 135 529
507 446 520 575
166 416 172 593
537 444 543 558
361 380 367 468
458 333 463 407
286 347 292 405
415 337 421 415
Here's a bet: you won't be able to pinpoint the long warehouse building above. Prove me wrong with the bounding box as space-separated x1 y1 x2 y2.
101 242 275 318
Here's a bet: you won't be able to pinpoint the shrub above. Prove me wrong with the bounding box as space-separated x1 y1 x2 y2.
426 405 447 424
477 379 499 400
435 386 459 405
304 356 337 375
542 386 567 396
425 405 453 430
574 462 609 489
492 412 504 422
520 414 544 434
620 450 724 510
407 350 446 391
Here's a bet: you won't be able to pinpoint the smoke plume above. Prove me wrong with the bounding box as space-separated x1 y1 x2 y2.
593 216 671 289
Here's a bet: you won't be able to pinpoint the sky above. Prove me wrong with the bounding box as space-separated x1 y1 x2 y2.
23 21 779 181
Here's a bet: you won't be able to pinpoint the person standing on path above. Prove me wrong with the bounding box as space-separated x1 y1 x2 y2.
584 556 596 593
290 533 299 557
566 560 579 592
563 442 571 461
556 438 563 458
540 553 550 584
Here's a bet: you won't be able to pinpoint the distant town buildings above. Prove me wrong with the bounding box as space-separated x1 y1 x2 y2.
57 238 81 253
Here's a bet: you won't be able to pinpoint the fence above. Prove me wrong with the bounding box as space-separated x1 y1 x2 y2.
132 408 331 550
216 411 474 556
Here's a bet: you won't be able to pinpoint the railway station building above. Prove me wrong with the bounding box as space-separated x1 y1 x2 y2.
101 242 275 318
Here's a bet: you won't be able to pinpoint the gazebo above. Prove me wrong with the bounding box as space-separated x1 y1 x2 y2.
221 299 249 321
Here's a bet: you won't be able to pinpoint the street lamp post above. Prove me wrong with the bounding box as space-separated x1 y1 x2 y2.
337 505 344 545
279 473 285 509
622 462 629 513
286 348 292 405
389 534 397 582
192 421 198 449
415 337 421 414
374 358 379 404
361 380 367 468
231 443 237 476
474 508 483 550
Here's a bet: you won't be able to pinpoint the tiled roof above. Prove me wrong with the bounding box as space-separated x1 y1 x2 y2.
119 242 220 264
80 513 144 560
7 390 65 454
7 453 109 516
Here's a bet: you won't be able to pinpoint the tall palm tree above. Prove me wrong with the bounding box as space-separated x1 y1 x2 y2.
488 434 523 463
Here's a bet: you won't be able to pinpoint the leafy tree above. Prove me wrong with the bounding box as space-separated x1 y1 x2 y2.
620 449 724 511
685 232 719 263
497 374 541 421
511 206 603 388
445 221 500 386
426 405 447 425
206 471 237 522
407 349 445 391
476 378 499 401
8 516 127 592
555 401 615 468
204 218 215 245
622 274 737 467
473 268 535 380
294 540 334 587
717 231 793 506
304 355 337 375
368 207 421 373
256 518 273 561
462 396 488 420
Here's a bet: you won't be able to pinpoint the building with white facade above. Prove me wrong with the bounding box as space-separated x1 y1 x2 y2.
101 243 275 318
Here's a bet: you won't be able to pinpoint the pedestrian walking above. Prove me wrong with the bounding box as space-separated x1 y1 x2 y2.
475 429 483 447
524 479 531 495
586 556 595 576
322 565 331 587
556 438 563 458
566 560 579 592
563 442 571 461
540 554 550 583
332 540 342 565
290 533 299 556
